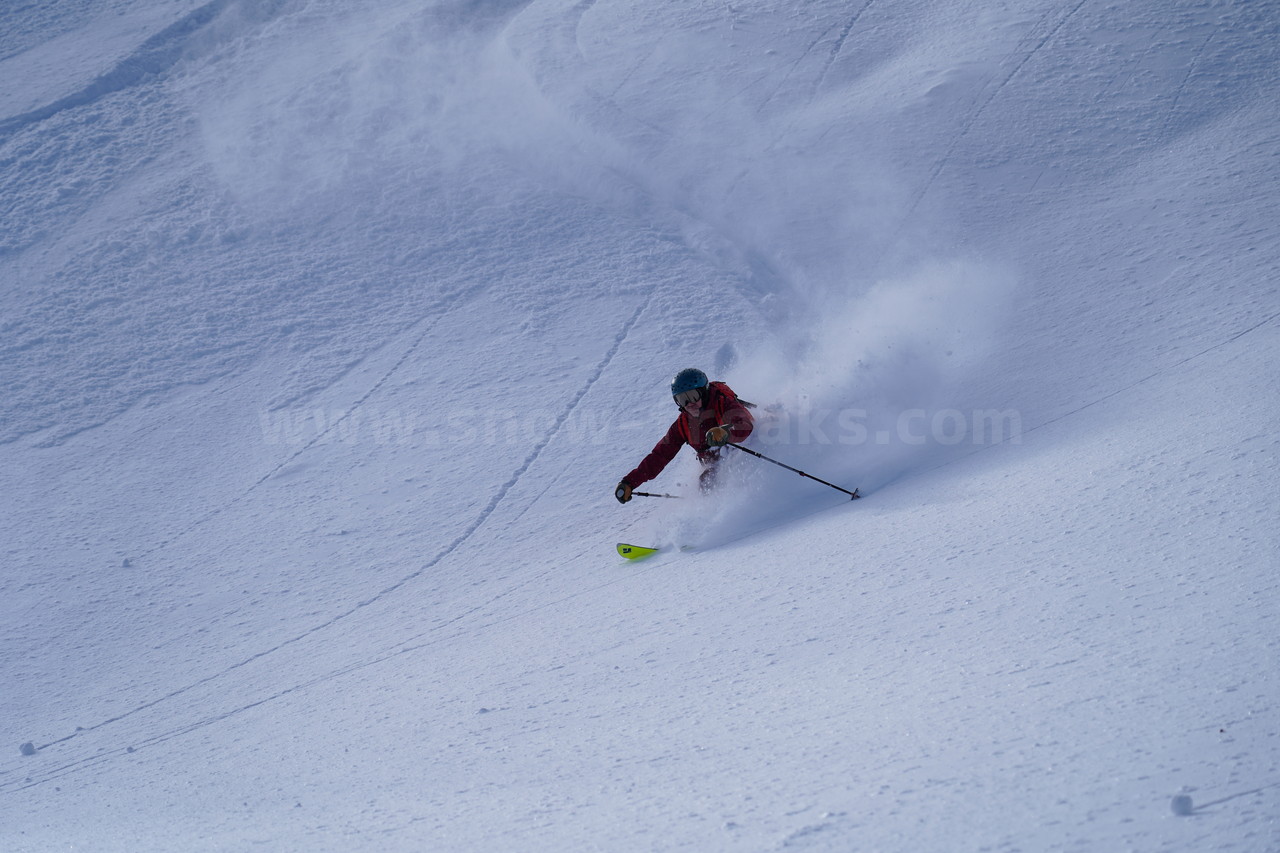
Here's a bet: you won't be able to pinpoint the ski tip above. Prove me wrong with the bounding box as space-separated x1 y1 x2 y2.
617 543 661 560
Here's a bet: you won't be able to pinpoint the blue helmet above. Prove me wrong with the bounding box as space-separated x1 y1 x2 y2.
671 368 708 398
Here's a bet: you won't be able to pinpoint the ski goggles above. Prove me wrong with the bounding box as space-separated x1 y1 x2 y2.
674 388 703 408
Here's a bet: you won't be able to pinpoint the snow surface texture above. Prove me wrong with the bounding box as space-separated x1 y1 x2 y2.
2 0 1278 850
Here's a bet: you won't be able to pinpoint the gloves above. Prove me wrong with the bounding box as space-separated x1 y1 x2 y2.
705 425 731 448
615 480 633 504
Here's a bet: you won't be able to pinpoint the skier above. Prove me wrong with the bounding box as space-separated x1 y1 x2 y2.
615 368 754 503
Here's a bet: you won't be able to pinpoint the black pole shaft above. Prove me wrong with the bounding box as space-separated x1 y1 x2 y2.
634 490 680 499
726 443 860 499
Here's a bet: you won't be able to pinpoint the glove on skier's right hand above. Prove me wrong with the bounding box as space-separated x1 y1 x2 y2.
615 480 633 504
705 425 731 448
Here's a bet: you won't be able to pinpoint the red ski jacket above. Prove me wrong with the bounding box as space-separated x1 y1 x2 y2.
623 381 754 488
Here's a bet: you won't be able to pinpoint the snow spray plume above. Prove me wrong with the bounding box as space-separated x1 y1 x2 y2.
195 0 590 215
633 81 1018 499
468 15 1022 496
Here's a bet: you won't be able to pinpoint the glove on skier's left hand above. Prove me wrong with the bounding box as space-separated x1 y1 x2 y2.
705 426 731 448
615 480 633 504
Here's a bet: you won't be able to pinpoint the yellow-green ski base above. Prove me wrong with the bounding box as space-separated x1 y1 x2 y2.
617 543 660 560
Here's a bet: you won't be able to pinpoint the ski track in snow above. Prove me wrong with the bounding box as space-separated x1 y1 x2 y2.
2 309 450 767
0 528 675 794
721 1 874 215
756 22 841 115
2 296 654 788
127 311 448 563
893 0 1090 240
757 0 877 116
811 0 873 98
1158 27 1216 142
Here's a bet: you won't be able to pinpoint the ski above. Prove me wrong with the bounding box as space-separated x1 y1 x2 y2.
617 543 661 560
617 542 699 559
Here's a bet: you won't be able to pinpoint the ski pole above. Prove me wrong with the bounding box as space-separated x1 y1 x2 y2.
634 490 680 499
726 443 860 500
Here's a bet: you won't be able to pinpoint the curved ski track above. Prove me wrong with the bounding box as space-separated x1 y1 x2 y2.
129 312 447 563
812 1 873 99
892 0 1090 242
0 296 653 792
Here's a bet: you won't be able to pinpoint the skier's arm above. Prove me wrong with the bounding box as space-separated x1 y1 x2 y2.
623 418 687 488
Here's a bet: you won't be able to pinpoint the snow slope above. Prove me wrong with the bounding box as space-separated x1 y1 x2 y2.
2 0 1277 850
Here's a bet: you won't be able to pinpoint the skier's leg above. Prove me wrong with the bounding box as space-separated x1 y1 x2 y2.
699 460 719 493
